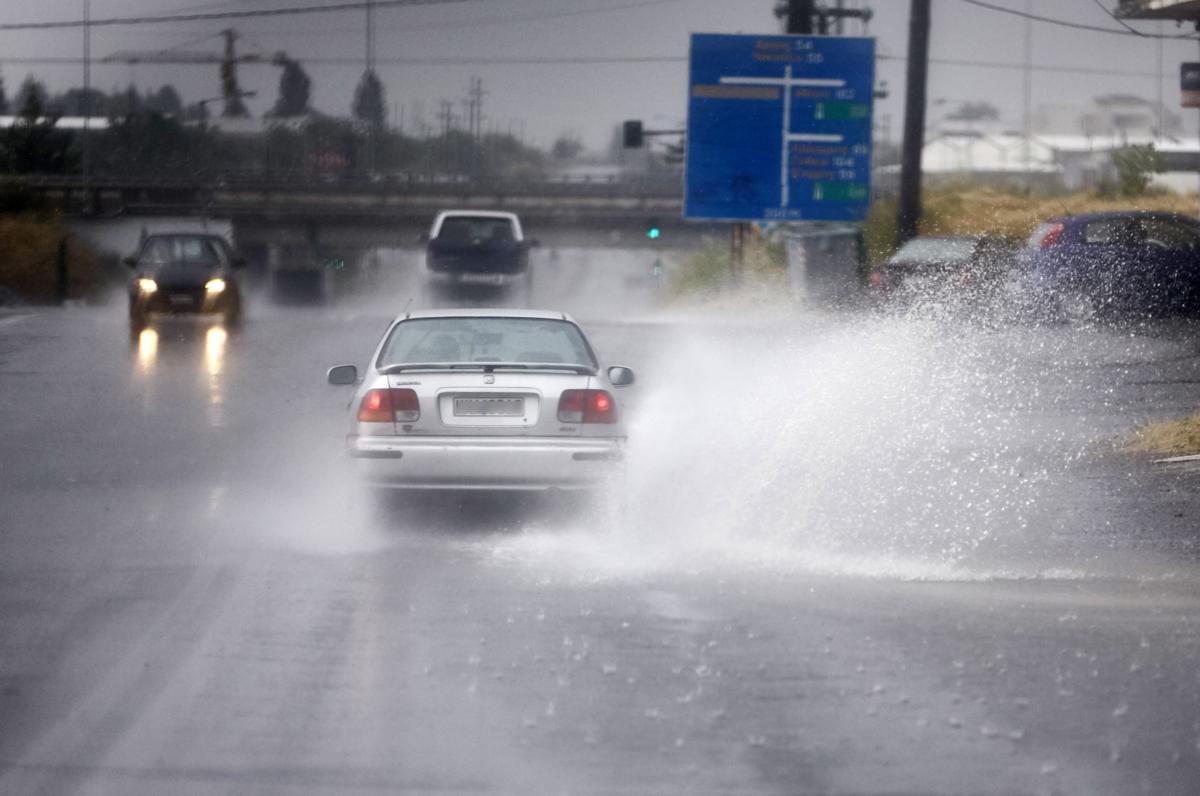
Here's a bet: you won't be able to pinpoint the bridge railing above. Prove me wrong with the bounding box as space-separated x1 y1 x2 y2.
3 170 683 200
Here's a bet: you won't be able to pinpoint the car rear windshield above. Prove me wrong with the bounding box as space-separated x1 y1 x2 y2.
436 217 517 243
890 237 977 264
138 237 228 269
377 318 596 369
1081 216 1200 249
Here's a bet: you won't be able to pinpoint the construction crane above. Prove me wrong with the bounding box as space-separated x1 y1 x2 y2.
103 29 287 118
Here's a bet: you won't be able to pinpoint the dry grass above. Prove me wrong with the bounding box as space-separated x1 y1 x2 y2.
921 187 1196 239
865 186 1199 264
1125 412 1200 456
0 216 101 303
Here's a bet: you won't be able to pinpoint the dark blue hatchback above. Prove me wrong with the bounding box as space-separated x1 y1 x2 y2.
1024 211 1200 318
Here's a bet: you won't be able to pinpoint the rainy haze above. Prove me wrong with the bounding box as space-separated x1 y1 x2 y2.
2 2 1200 795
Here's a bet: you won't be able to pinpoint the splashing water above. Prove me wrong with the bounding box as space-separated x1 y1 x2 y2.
489 310 1190 583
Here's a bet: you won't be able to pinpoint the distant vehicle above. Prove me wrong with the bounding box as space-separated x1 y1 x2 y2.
1024 211 1200 319
326 308 635 493
422 211 537 305
126 233 245 332
870 235 1017 302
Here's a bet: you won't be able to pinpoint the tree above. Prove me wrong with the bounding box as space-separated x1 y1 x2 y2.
0 81 78 174
55 87 108 117
108 84 143 119
147 85 183 117
184 101 210 123
14 76 48 119
0 73 8 115
1110 144 1164 197
352 69 386 130
944 100 999 123
271 59 312 118
551 133 583 162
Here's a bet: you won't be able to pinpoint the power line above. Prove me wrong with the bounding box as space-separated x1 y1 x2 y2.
0 0 480 31
187 0 683 40
0 52 1172 78
1091 0 1143 36
959 0 1199 39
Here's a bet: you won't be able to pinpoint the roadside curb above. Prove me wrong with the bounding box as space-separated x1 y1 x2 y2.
1155 453 1200 464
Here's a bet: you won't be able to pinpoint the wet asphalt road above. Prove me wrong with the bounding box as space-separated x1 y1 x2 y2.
2 249 1200 795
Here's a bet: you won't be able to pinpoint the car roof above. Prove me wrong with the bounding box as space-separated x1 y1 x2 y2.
1052 211 1196 224
898 234 985 242
143 232 229 239
398 308 576 323
432 210 520 221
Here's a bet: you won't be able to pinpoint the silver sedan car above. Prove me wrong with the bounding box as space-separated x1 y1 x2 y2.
327 309 635 491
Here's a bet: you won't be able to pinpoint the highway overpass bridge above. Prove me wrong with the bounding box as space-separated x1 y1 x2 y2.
10 172 721 250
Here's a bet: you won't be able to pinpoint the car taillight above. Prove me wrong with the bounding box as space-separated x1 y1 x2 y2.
357 388 420 423
558 389 617 424
1039 222 1065 248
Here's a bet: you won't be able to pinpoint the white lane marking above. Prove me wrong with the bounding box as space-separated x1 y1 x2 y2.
0 313 33 327
207 485 226 519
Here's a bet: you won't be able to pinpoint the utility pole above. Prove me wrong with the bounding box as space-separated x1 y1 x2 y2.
220 29 249 117
1021 0 1032 192
463 76 485 178
895 0 931 248
82 0 92 213
788 0 815 34
438 100 455 139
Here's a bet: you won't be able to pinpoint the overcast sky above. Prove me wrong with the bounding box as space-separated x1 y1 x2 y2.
2 1 1198 150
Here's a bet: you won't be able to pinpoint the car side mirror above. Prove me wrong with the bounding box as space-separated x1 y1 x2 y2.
526 238 541 249
608 366 635 387
418 232 431 244
327 364 358 385
123 256 138 268
232 255 248 269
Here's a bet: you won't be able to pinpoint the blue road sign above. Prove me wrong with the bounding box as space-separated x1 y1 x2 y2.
685 33 875 223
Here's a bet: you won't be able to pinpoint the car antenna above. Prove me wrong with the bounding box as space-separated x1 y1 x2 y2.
403 297 413 318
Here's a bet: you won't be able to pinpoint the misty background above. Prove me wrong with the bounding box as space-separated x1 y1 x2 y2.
2 0 1198 153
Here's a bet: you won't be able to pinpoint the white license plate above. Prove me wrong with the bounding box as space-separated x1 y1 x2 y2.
168 295 195 307
454 397 524 417
457 273 504 285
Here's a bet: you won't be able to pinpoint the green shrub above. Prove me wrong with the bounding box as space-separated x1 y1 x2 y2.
668 232 788 299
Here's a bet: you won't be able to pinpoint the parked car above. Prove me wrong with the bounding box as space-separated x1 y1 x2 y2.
870 234 1017 303
422 211 537 305
1024 211 1200 319
126 233 245 332
326 309 635 493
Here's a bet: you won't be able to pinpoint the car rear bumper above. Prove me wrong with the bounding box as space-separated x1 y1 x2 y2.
347 434 625 491
426 270 527 287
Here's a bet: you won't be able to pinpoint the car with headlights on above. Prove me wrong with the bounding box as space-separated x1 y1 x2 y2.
126 233 245 332
326 309 635 492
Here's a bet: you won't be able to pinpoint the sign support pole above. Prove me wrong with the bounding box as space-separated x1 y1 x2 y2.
730 222 745 285
895 0 931 248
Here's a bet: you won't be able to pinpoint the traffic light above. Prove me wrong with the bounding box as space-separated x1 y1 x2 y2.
623 120 644 148
646 218 661 240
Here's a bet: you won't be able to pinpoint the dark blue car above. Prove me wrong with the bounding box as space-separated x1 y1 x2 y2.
1024 211 1200 318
